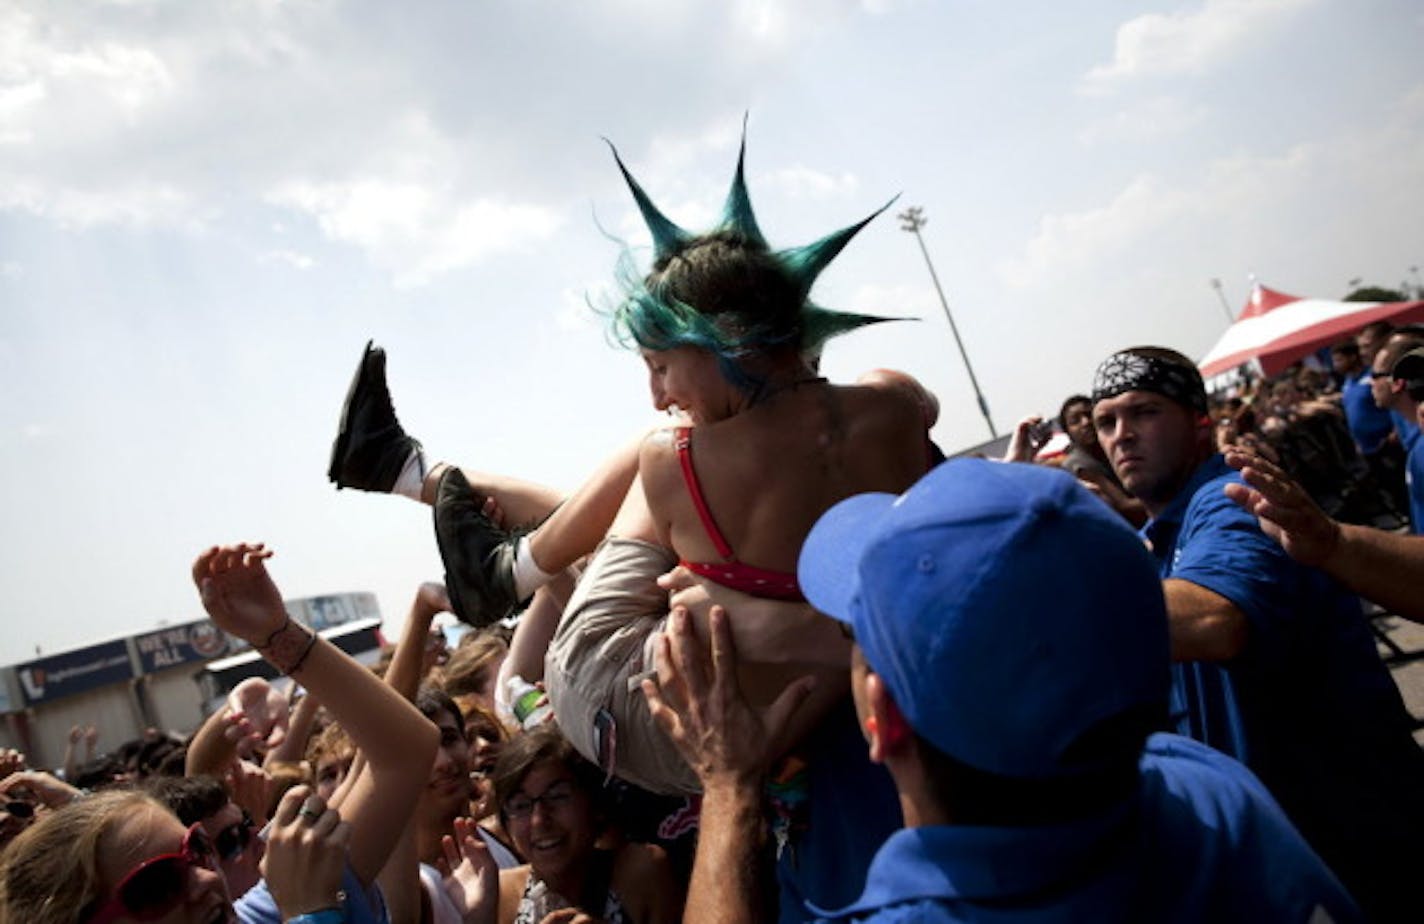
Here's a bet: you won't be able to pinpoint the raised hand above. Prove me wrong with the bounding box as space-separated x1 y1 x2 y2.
438 816 498 924
1004 414 1049 463
1223 447 1340 567
227 677 290 751
192 543 287 645
642 607 814 786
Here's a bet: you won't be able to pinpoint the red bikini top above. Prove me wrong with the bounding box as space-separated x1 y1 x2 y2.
673 427 805 602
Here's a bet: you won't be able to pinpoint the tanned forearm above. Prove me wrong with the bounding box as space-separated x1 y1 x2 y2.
685 778 765 924
1326 524 1424 623
1162 579 1249 662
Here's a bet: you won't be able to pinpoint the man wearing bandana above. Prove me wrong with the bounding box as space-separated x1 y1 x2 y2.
1089 346 1424 922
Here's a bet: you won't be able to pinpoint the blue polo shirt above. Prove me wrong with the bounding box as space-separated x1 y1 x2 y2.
808 734 1358 923
776 698 903 922
1142 455 1424 921
1340 368 1394 453
1392 408 1420 452
1408 436 1424 534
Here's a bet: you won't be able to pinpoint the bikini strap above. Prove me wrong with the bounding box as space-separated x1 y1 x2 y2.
674 427 735 561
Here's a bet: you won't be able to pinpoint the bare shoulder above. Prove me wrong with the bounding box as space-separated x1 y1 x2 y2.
835 383 928 447
613 843 682 924
497 866 530 924
638 426 681 462
638 427 683 497
614 840 670 878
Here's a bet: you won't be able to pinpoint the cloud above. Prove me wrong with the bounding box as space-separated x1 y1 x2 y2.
998 176 1193 288
1077 96 1209 145
1082 0 1318 93
999 82 1424 291
728 0 874 43
845 282 937 320
268 178 563 286
553 284 606 334
0 2 887 279
0 7 193 225
762 165 861 200
0 177 199 228
0 260 20 278
258 249 315 270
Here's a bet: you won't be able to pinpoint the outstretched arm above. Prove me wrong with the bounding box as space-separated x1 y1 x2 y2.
642 608 814 924
1224 448 1424 622
193 543 439 887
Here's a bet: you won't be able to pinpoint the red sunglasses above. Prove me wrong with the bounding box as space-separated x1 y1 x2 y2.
87 822 221 924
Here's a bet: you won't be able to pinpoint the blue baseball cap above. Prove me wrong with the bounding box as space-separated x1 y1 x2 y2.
798 459 1169 780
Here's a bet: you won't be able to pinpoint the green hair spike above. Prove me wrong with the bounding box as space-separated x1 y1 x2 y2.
605 126 906 378
774 195 899 302
604 137 692 263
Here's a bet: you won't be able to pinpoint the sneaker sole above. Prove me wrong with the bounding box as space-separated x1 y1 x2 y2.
328 339 378 487
433 468 492 628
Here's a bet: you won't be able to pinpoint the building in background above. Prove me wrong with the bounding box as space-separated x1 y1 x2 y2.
0 592 383 769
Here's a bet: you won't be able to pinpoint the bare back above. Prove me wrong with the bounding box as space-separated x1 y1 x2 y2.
640 381 930 578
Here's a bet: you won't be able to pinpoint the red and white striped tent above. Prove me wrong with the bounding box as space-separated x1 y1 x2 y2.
1198 284 1424 379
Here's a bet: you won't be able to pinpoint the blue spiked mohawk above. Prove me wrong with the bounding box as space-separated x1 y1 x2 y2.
606 121 903 386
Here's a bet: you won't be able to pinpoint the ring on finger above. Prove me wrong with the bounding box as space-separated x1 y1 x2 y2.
297 804 323 822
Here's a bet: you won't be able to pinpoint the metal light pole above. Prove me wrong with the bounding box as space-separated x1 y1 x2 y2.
898 206 997 440
1209 278 1235 324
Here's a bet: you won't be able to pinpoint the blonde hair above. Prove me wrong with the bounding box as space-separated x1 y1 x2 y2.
0 789 168 924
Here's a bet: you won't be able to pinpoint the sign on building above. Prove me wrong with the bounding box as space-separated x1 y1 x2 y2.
134 621 235 673
285 592 380 631
15 641 134 706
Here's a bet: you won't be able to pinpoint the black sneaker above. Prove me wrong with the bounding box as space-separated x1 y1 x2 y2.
328 340 422 492
433 467 525 627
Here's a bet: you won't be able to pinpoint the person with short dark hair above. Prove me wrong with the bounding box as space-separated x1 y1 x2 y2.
646 460 1358 922
1090 346 1424 920
1332 339 1406 511
1356 320 1394 367
1054 393 1147 526
147 774 264 899
1373 332 1424 454
1385 347 1424 532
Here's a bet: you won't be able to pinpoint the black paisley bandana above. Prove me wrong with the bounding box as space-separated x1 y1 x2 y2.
1091 351 1207 415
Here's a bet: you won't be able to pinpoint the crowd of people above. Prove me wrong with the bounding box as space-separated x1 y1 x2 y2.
3 135 1423 923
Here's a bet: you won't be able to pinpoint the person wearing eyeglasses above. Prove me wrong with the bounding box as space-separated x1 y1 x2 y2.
484 724 680 924
147 776 264 900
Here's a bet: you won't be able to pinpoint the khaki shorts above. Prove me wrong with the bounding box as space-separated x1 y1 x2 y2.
543 537 701 796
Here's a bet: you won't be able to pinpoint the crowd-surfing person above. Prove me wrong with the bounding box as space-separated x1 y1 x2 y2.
3 130 1423 924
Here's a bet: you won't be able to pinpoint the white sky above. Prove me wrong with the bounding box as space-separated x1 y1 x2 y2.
3 0 1422 665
